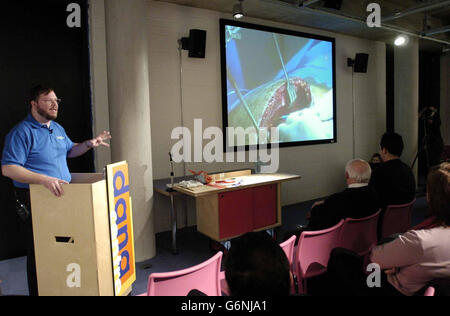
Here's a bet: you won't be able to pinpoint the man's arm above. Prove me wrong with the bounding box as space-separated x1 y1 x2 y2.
67 141 91 158
370 230 424 270
67 131 111 158
1 164 68 197
307 194 343 230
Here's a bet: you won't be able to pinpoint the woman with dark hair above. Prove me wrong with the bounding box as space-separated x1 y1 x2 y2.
323 162 450 296
413 162 450 230
369 153 382 171
425 162 450 224
370 153 382 163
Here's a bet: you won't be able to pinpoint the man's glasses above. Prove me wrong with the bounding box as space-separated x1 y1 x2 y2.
39 98 62 105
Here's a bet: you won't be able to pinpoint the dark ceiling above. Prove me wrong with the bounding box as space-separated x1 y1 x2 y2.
155 0 450 52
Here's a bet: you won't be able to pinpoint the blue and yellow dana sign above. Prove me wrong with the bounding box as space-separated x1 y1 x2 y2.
106 161 136 296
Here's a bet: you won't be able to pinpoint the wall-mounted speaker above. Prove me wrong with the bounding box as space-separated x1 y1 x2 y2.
348 53 369 73
324 0 343 10
180 29 207 58
354 53 369 73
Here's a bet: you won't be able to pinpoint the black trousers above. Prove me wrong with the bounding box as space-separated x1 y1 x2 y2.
318 248 404 296
15 188 38 296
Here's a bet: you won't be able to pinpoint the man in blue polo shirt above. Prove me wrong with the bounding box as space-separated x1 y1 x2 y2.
2 86 111 196
1 85 111 295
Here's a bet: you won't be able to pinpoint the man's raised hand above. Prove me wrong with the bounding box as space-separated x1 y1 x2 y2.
85 131 112 149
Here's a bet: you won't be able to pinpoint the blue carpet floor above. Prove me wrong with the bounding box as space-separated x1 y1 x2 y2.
0 195 428 296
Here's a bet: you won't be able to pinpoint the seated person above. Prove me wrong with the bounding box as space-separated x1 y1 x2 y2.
369 132 416 208
292 159 379 236
369 153 382 171
323 162 450 296
412 163 450 231
224 231 292 296
412 215 439 231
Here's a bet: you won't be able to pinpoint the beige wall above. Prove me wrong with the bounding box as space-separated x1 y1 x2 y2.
90 0 156 261
146 1 386 233
89 0 112 171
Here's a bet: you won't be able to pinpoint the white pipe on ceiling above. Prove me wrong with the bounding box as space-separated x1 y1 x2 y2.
259 0 450 46
423 25 450 36
382 0 450 22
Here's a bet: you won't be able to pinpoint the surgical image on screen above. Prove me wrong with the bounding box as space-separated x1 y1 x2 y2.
224 25 335 146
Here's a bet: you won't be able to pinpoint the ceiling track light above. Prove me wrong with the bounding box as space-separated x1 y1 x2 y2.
233 0 244 19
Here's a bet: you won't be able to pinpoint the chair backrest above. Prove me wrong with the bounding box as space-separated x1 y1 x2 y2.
296 220 344 280
280 235 296 267
424 286 435 296
382 199 415 239
147 251 223 296
340 210 381 255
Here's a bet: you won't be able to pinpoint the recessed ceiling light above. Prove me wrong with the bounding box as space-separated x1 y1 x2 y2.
394 35 408 46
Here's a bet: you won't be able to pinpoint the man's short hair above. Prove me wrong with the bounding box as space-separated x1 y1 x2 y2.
224 231 291 296
380 132 404 157
345 159 372 183
29 85 54 102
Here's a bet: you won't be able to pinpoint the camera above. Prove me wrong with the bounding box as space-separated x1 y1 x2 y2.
421 107 437 122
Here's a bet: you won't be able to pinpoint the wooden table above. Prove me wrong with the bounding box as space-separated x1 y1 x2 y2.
172 170 301 243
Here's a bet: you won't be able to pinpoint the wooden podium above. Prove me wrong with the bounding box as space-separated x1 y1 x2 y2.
30 162 136 296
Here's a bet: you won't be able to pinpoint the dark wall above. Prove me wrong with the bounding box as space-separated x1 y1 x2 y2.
386 44 395 133
386 46 441 183
418 52 441 180
419 52 441 111
0 0 93 260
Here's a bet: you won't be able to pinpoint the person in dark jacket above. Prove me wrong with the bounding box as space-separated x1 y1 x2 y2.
369 132 416 208
306 159 379 231
369 132 416 239
285 159 379 243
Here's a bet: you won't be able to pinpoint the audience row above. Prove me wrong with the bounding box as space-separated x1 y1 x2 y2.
145 132 449 297
223 133 449 296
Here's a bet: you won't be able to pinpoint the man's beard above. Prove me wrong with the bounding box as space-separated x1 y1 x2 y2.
37 106 57 121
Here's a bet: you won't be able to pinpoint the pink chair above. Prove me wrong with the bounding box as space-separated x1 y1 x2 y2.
382 199 415 239
280 235 296 268
280 234 297 295
219 271 229 296
294 220 344 294
141 251 223 296
340 210 381 256
424 286 435 296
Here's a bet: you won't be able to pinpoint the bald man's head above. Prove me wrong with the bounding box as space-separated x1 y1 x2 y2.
345 159 372 185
